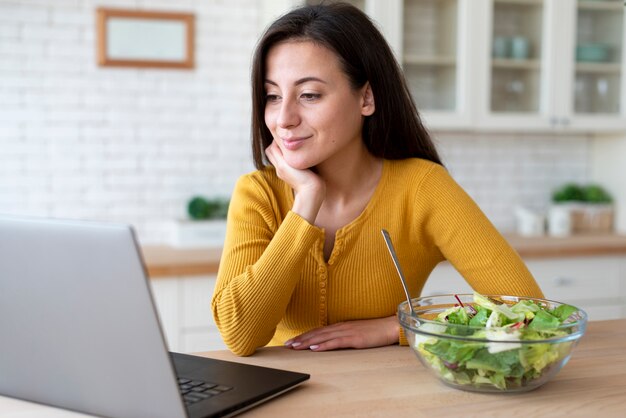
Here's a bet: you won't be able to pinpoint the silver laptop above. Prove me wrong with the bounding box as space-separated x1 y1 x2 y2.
0 215 309 418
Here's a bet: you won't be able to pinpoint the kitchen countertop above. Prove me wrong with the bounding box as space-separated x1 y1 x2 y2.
2 319 624 417
503 232 626 259
141 233 626 278
141 246 222 278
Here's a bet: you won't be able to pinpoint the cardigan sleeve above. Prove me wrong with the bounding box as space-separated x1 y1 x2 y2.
418 164 544 299
211 174 324 356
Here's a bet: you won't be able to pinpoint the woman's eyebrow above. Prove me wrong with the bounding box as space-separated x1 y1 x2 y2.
264 76 327 86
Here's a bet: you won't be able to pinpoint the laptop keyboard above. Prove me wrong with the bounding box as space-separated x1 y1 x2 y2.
177 377 233 405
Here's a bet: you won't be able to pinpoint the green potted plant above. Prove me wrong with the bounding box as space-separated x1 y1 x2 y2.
550 183 613 234
187 196 230 220
172 196 230 247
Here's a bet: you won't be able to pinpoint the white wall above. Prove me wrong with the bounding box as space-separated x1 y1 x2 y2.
0 0 593 244
438 132 590 232
592 134 626 233
0 0 259 243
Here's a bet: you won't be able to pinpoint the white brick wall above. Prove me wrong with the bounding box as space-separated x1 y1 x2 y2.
0 0 258 243
436 133 590 232
0 0 591 244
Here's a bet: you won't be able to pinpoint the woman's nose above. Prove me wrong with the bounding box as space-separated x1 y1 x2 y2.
276 98 300 129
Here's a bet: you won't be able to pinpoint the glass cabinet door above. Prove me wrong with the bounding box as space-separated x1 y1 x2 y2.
573 0 624 116
400 0 472 129
270 0 472 129
489 0 544 113
402 0 459 112
264 0 626 132
306 0 365 10
479 0 626 131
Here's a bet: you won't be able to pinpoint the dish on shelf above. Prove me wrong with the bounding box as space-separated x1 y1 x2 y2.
576 44 611 62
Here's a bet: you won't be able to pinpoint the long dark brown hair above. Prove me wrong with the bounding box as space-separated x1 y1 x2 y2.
250 2 442 169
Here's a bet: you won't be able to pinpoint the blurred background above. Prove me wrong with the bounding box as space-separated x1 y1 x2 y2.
2 0 624 245
2 0 626 351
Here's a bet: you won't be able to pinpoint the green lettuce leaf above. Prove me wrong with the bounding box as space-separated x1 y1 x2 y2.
519 342 560 372
550 304 577 322
473 292 525 323
469 306 489 327
527 309 560 330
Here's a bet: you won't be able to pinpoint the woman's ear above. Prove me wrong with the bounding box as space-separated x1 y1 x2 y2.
361 82 375 116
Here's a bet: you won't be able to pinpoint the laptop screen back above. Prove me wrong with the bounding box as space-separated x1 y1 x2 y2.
0 216 187 418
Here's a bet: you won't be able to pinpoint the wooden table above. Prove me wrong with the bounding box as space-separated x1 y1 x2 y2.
205 319 626 417
1 319 624 417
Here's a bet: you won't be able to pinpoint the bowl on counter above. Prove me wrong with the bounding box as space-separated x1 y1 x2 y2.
398 294 587 393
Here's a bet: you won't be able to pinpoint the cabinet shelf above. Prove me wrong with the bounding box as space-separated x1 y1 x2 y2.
404 55 456 66
578 1 624 12
492 58 541 70
494 0 542 5
576 62 623 73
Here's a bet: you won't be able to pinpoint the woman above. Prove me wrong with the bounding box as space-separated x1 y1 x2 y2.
212 2 543 356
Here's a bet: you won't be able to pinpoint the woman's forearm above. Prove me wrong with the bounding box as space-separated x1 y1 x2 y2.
212 211 323 356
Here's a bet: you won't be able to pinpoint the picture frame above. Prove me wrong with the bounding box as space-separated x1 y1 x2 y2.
96 8 195 69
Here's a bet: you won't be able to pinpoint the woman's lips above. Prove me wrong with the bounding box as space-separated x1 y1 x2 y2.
282 136 310 151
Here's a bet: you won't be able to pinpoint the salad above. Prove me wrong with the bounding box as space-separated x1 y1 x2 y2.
412 292 580 391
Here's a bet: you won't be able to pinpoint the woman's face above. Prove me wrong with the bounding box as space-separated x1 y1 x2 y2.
264 40 374 170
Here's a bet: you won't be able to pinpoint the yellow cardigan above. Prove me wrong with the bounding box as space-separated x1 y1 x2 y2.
212 159 543 356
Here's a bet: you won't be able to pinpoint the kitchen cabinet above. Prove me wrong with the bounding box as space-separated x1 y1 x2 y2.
261 0 474 129
149 275 227 353
260 0 626 132
150 263 623 353
396 0 474 129
475 0 626 132
422 254 626 321
143 239 626 353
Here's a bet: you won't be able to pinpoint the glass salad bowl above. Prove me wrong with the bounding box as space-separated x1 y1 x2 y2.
398 293 587 393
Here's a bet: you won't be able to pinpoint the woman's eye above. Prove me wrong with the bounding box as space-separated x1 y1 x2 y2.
301 93 321 101
265 94 280 103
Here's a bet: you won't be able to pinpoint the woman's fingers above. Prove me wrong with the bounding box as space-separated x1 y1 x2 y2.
288 326 351 350
264 141 282 170
265 141 304 184
265 140 326 223
285 316 399 352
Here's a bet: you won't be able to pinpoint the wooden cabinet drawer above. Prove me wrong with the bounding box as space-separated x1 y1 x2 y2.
181 275 216 328
153 256 625 351
422 257 625 314
579 304 623 322
421 263 472 297
525 256 622 303
182 328 227 352
149 277 180 350
149 275 224 353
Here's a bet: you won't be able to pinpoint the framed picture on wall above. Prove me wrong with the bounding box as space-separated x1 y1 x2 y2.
96 8 195 69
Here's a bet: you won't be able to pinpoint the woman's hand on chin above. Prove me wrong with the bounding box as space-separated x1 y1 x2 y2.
283 316 400 352
265 140 325 223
